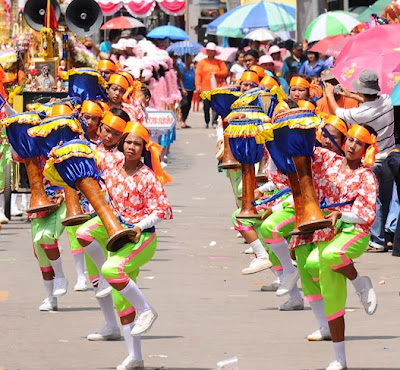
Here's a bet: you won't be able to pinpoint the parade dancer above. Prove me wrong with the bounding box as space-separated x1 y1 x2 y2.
76 121 172 369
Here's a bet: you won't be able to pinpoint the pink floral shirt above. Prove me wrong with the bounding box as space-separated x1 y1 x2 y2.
122 99 145 125
102 160 172 225
290 147 378 247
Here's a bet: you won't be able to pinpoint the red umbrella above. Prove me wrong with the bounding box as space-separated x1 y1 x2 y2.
332 48 400 95
310 34 350 58
101 16 145 30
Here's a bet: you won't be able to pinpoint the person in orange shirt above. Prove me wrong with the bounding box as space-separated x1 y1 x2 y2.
317 69 359 114
195 42 228 128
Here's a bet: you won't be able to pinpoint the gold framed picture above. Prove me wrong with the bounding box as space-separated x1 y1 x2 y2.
32 57 59 90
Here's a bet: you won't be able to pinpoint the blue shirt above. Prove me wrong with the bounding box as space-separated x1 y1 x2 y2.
99 41 111 54
178 63 195 91
298 59 326 77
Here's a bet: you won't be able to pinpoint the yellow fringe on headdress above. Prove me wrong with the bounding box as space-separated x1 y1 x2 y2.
224 121 273 144
201 88 242 101
270 85 287 103
225 110 271 123
26 103 53 115
60 68 108 89
0 112 43 127
44 142 99 186
27 117 84 138
272 110 323 130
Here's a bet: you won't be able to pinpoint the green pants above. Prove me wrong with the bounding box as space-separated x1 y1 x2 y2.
259 207 296 271
31 203 66 272
316 228 370 321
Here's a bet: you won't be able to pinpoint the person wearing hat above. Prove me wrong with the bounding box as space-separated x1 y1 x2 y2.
284 42 306 81
269 44 289 79
79 100 107 144
195 42 228 128
325 69 396 251
259 55 290 94
239 70 259 93
97 59 118 82
316 69 359 115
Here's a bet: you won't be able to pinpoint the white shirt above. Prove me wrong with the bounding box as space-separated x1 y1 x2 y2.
336 94 395 160
230 64 246 81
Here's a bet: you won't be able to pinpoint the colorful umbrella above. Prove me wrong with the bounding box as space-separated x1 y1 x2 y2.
309 34 351 58
244 28 276 41
332 48 400 95
101 16 145 30
207 1 296 38
146 24 189 40
304 11 361 43
166 41 203 55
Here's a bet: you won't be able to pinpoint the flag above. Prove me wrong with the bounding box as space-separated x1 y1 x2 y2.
45 0 58 36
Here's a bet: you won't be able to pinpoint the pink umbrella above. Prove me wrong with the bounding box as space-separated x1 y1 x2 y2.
194 47 238 63
309 34 350 58
332 48 400 95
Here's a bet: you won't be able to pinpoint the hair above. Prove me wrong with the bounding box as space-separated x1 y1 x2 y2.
235 49 245 60
307 50 319 59
110 107 130 123
362 93 379 100
109 30 121 43
141 86 151 100
244 49 259 60
358 123 378 138
285 99 299 109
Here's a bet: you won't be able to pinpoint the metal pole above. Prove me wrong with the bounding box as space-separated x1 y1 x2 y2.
343 0 349 11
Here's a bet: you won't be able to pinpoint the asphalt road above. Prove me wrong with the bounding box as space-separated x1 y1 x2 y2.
1 110 399 370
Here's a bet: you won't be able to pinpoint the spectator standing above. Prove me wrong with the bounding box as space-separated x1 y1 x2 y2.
284 42 306 81
299 50 326 78
99 30 121 55
269 45 290 79
325 70 396 251
230 50 246 84
178 54 195 128
243 49 259 69
195 42 228 128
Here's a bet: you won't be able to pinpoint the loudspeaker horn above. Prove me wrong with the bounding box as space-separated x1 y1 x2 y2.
65 0 103 36
24 0 61 32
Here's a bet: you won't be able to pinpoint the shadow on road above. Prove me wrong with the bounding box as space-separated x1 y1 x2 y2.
347 335 400 341
58 306 101 312
142 335 184 340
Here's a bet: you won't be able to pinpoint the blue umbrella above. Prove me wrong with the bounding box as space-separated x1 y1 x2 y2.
207 1 296 38
147 24 189 40
167 41 203 55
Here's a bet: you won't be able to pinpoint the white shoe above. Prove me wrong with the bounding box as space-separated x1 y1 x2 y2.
53 277 68 297
131 308 158 336
241 257 272 274
95 276 112 298
356 276 377 315
244 246 254 254
307 326 332 341
261 278 280 292
326 360 347 370
11 207 23 216
117 355 144 370
278 297 304 311
87 324 121 341
276 269 300 296
0 211 9 224
39 297 58 311
236 232 243 239
74 276 88 291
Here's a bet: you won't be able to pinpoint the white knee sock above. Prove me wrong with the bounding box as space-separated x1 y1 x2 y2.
11 193 19 210
0 194 4 211
43 279 54 299
96 294 119 329
309 300 328 328
119 280 150 313
122 323 143 360
250 239 268 259
21 193 29 210
351 273 364 293
49 257 65 278
288 283 303 300
333 341 346 365
267 241 295 274
73 253 86 280
84 240 106 271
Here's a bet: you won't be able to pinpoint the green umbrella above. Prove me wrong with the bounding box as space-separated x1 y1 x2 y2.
304 11 361 43
357 0 393 23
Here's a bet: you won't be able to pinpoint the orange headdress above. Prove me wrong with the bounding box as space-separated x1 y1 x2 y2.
50 104 73 117
297 99 316 112
109 73 133 103
97 59 118 73
290 76 322 99
101 111 127 133
325 115 348 137
260 75 280 89
347 124 379 167
249 65 265 79
81 100 104 117
123 121 172 185
239 70 259 85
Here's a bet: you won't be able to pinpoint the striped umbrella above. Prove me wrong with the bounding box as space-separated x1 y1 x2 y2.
304 11 361 43
207 1 296 38
167 41 203 55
